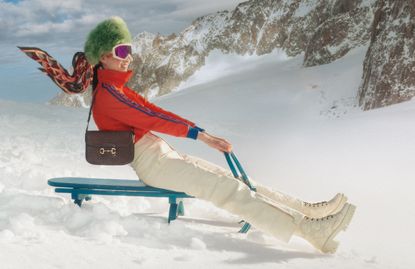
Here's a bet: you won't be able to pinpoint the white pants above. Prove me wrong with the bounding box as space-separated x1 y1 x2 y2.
129 133 304 242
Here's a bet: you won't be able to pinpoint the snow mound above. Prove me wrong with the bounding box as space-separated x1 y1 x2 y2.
1 47 415 268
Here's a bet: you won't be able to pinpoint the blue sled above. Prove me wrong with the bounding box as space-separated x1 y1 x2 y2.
48 177 192 223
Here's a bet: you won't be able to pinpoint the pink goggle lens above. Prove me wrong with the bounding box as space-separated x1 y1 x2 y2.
113 44 132 59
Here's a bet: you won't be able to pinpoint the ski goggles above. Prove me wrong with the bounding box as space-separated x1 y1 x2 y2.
111 43 132 60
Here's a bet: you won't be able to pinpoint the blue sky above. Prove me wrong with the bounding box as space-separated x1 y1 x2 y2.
0 0 245 103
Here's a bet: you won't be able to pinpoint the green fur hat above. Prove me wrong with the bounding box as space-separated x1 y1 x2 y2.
84 16 132 65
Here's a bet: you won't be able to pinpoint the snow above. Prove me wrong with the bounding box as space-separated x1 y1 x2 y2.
147 86 161 100
293 1 315 17
158 53 172 68
132 32 157 57
176 48 289 90
1 46 415 268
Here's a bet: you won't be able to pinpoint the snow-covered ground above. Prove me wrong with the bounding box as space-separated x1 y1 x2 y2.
1 47 414 268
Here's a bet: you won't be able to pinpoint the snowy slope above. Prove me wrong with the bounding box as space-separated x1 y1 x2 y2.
1 47 415 269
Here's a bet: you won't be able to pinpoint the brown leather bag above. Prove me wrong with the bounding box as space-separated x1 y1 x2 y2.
85 89 134 165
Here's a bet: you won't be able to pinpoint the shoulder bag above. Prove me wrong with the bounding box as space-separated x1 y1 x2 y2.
85 89 134 165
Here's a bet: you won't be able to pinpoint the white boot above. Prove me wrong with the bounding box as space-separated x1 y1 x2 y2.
301 193 348 218
295 203 356 253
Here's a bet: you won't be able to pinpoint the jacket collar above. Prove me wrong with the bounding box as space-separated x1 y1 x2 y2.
97 68 133 89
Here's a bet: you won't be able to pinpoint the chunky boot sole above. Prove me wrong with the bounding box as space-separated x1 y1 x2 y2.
321 203 356 254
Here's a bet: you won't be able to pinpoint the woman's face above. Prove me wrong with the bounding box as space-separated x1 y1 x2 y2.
100 52 132 72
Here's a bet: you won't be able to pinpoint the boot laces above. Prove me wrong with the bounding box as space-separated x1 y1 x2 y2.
304 201 328 207
304 215 334 221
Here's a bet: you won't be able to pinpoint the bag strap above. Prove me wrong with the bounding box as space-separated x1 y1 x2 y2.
85 89 97 133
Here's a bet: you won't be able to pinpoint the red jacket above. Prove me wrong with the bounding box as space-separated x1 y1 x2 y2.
92 69 203 143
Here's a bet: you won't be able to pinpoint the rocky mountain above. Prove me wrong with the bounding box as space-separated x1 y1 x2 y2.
127 0 376 98
52 0 415 112
49 92 91 108
358 0 415 110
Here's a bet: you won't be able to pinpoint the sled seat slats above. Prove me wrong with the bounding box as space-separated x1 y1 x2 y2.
48 177 193 223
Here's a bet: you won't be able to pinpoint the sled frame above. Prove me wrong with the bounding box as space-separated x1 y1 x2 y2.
48 177 191 223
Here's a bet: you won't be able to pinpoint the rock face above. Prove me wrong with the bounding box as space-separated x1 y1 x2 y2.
358 0 415 110
53 0 377 107
127 0 375 98
303 0 374 66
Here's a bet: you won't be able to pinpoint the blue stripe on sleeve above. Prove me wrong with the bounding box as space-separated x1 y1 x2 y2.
102 83 189 127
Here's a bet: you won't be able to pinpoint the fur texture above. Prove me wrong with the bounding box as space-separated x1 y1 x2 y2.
84 16 132 65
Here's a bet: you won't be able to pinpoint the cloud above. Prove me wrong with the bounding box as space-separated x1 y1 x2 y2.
0 0 246 64
0 0 247 102
1 0 246 40
168 0 245 19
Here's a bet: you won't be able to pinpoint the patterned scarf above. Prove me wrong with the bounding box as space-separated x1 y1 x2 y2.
18 47 93 94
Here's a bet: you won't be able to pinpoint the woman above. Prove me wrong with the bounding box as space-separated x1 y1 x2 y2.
21 16 355 254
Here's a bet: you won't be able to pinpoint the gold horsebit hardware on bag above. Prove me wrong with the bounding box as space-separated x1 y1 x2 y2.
99 147 117 156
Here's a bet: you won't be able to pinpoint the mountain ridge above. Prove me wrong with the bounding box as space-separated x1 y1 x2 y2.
51 0 415 111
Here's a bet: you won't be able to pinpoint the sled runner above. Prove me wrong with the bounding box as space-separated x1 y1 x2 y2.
47 152 255 231
47 177 192 223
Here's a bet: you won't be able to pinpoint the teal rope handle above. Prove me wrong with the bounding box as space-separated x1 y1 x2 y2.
224 151 255 233
224 152 239 177
231 152 256 191
224 152 256 191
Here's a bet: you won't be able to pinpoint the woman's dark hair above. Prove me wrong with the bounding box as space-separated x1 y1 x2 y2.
92 63 103 91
